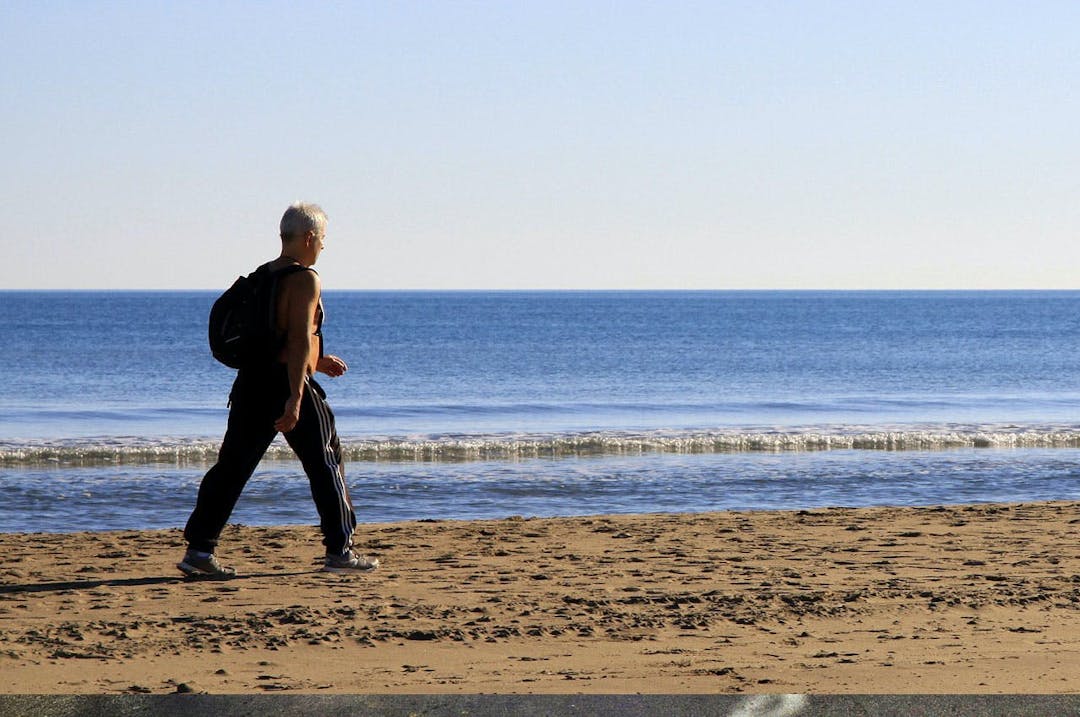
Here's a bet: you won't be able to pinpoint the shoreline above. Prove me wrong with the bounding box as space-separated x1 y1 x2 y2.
1 501 1077 693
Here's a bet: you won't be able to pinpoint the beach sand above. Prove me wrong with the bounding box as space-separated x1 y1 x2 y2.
1 501 1077 694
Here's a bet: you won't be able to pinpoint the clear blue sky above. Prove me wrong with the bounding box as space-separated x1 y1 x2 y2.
3 1 1079 289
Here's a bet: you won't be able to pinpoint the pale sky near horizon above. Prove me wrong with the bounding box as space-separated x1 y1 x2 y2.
3 2 1079 290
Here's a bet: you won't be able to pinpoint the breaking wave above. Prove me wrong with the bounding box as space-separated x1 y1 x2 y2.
6 425 1080 466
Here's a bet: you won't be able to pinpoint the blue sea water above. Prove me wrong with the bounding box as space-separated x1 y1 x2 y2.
2 290 1079 532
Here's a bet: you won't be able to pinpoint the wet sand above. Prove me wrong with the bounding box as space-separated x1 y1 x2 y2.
1 502 1077 694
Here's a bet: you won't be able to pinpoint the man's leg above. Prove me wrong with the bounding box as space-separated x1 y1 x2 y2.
183 397 278 554
282 376 357 554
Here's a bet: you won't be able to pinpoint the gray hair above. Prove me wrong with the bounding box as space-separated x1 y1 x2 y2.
280 202 327 241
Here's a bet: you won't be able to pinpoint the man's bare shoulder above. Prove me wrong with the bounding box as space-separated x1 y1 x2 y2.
278 267 320 298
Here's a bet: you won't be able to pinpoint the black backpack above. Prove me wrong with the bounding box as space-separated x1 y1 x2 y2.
208 263 309 368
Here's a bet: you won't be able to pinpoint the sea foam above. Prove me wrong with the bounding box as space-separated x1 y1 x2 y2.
5 425 1080 466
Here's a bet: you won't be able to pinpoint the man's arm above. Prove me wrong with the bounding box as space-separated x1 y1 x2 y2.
273 270 320 433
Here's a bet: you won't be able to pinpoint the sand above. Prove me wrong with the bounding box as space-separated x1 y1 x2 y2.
0 501 1077 694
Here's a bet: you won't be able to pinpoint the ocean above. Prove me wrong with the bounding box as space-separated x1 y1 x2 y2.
2 290 1079 533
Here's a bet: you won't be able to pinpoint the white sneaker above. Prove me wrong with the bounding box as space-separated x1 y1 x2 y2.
323 550 379 573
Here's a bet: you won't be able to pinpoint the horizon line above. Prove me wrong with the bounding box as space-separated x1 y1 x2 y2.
4 287 1080 293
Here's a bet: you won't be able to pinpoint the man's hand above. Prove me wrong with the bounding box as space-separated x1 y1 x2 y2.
317 355 348 378
274 396 302 433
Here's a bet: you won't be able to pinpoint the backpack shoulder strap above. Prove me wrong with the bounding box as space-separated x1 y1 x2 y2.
268 265 318 300
272 264 316 279
263 264 318 329
266 264 316 295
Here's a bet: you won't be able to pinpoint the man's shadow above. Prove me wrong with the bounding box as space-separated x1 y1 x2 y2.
0 571 314 595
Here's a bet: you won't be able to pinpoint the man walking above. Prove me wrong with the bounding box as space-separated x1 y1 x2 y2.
179 202 378 577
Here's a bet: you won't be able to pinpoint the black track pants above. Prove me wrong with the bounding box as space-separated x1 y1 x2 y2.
183 365 357 554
